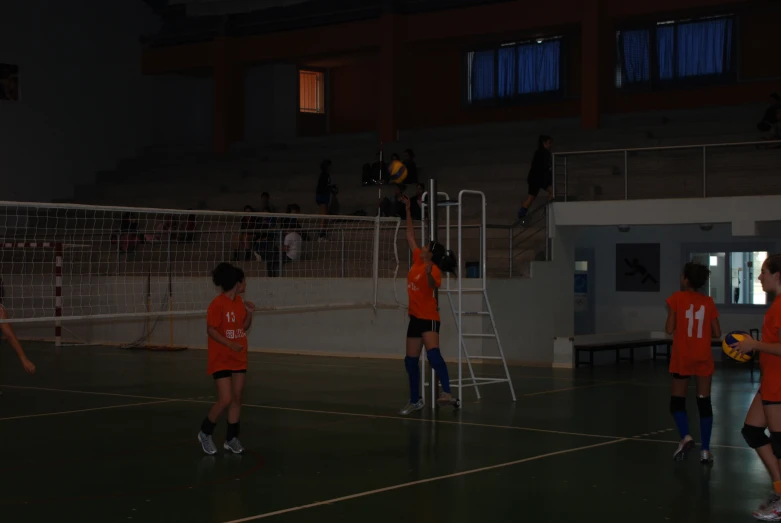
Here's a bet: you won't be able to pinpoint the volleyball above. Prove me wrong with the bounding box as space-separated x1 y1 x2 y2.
388 159 408 183
722 331 753 363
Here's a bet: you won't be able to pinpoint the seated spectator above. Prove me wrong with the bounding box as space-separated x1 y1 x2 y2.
177 212 197 242
380 184 408 217
362 152 388 186
118 213 141 253
265 206 303 277
403 149 418 183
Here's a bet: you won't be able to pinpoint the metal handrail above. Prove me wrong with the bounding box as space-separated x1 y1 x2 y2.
552 138 781 201
553 139 781 157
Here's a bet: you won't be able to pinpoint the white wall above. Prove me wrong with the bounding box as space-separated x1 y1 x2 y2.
13 271 563 366
570 223 780 336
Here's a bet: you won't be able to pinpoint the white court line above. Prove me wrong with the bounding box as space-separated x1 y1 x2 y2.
0 384 171 401
0 400 175 421
0 384 624 440
221 437 630 522
523 380 632 396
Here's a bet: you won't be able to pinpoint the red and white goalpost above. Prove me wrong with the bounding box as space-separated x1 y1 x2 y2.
0 241 84 347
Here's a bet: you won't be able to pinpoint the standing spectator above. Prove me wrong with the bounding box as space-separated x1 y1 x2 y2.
259 192 276 213
403 149 418 183
315 159 336 240
517 135 553 220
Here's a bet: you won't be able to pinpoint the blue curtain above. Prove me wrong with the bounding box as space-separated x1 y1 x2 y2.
676 18 733 77
498 47 516 98
656 25 674 80
516 40 560 94
656 18 733 80
621 29 650 84
469 50 495 101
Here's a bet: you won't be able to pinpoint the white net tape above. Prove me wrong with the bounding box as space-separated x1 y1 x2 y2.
0 202 402 323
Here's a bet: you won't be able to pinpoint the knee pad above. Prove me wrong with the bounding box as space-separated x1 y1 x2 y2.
696 396 713 418
669 396 686 414
404 355 419 373
772 432 781 458
742 424 770 449
426 348 445 367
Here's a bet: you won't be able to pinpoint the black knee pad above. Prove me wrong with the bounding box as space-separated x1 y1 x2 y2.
669 396 686 414
742 424 770 449
771 432 781 458
696 396 713 418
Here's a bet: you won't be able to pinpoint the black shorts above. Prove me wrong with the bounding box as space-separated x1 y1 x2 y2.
407 315 440 338
528 175 552 197
671 373 690 380
212 369 247 380
759 389 781 406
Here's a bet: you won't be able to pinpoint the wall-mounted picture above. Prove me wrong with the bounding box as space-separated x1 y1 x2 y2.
0 63 20 101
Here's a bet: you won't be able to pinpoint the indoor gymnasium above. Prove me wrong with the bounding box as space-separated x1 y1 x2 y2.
2 1 781 522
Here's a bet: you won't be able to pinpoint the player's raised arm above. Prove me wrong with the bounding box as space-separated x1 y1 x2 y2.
400 195 418 252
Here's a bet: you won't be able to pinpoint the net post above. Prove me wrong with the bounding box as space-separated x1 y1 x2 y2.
55 242 63 347
428 178 439 406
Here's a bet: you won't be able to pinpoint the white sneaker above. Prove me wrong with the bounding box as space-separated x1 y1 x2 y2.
224 437 245 454
754 498 781 521
198 432 217 455
700 450 713 463
673 435 695 461
399 399 424 415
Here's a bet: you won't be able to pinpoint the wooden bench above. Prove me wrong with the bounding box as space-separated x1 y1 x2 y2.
574 338 673 368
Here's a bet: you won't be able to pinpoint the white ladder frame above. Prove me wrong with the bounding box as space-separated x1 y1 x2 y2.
419 189 517 409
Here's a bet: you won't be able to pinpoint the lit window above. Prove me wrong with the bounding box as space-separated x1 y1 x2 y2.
299 70 324 114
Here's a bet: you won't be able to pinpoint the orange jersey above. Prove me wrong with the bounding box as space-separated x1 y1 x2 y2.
407 248 442 321
666 290 719 376
206 294 248 375
760 296 781 401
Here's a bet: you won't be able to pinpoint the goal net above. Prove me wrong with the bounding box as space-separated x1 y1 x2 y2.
0 202 402 341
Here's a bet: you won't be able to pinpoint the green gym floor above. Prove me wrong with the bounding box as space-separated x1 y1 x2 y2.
0 342 769 523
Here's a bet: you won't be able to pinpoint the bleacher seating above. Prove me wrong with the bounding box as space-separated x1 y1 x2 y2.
56 102 780 278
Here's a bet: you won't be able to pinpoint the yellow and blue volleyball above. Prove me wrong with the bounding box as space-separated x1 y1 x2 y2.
388 159 407 184
722 331 753 363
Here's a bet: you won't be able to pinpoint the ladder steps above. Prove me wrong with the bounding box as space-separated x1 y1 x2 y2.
465 356 503 360
442 289 484 294
462 333 497 338
456 311 489 316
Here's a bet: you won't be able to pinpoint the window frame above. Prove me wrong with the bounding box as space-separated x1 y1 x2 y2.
298 68 326 115
682 241 775 311
463 35 568 108
615 13 738 93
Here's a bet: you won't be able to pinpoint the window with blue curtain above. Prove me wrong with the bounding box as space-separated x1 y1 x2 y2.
468 50 495 102
468 38 561 104
616 15 734 89
516 40 560 94
618 29 651 86
671 17 733 78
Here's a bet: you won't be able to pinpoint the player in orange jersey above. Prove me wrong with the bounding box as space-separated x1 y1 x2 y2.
197 262 255 455
665 261 721 463
398 195 458 415
732 254 781 520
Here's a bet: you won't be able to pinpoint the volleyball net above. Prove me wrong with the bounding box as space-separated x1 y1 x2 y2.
0 201 403 344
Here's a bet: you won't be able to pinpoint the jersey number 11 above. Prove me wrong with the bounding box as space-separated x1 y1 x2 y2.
685 304 705 339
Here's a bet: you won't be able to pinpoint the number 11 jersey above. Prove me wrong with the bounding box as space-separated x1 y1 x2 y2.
666 290 719 376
